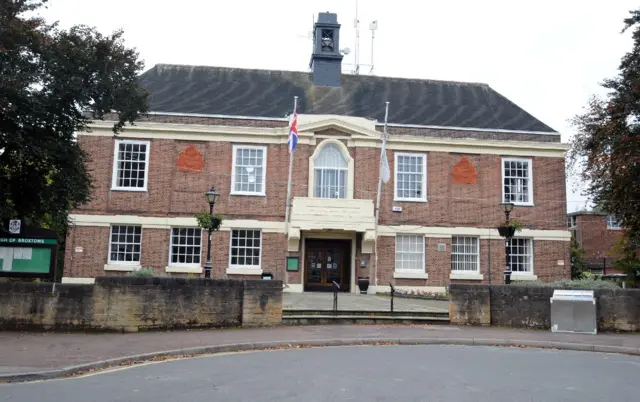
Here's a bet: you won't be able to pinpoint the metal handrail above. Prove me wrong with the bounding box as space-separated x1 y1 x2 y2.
389 283 395 316
332 281 340 316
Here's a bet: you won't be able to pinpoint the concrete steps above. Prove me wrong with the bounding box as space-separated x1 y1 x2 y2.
282 309 450 325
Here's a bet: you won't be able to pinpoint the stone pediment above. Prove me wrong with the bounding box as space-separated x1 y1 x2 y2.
297 115 379 138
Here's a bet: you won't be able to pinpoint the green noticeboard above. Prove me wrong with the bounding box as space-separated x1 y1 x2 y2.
0 247 52 273
0 236 57 277
286 256 299 272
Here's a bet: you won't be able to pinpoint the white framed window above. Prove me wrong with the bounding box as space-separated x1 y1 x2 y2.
229 229 262 268
111 140 150 191
109 225 142 264
508 238 533 273
231 145 267 196
314 143 348 199
169 228 202 266
606 215 622 230
451 236 480 272
394 153 427 202
395 235 425 274
502 158 533 205
567 216 576 228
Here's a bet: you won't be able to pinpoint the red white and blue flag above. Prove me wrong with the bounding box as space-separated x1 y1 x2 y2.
288 112 298 153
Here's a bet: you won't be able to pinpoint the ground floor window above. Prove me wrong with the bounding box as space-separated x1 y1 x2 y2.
109 225 142 264
229 229 262 268
451 236 479 272
395 234 425 273
170 228 202 265
509 238 533 273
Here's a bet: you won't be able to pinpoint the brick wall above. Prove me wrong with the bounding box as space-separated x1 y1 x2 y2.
0 277 283 331
65 225 287 279
574 214 624 268
449 284 640 332
69 118 568 283
75 135 567 230
376 236 569 287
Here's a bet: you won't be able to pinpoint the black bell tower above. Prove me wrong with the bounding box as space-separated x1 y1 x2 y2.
309 12 343 87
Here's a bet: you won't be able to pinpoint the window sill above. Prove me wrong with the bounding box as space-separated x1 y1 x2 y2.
226 267 263 275
393 198 428 203
450 272 484 281
104 264 141 272
110 187 148 192
510 273 538 281
393 271 428 279
165 265 202 274
510 202 534 207
230 191 266 197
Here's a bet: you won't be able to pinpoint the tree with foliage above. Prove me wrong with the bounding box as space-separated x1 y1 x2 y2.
609 231 640 286
570 10 640 238
1 0 148 276
570 236 587 279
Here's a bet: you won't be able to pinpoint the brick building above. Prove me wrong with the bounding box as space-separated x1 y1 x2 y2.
63 12 571 292
568 211 625 275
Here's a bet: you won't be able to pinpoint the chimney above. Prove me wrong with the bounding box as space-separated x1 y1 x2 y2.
309 12 343 87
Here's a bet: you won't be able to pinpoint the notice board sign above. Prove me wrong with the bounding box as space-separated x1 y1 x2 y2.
0 221 57 279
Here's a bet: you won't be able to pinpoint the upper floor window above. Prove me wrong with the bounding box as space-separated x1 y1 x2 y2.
606 215 622 230
502 158 533 205
394 153 427 202
231 145 267 196
112 140 150 191
314 143 347 199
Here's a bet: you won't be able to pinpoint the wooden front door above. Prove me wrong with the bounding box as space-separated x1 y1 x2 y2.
305 239 350 291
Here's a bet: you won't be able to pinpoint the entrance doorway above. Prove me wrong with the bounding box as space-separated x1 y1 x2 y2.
304 239 351 292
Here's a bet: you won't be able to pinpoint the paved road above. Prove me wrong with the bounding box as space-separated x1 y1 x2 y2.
283 293 449 312
3 345 639 401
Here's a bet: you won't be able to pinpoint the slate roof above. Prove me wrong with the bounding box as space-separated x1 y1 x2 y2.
138 64 556 133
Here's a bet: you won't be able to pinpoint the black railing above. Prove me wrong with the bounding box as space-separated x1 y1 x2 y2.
332 281 340 316
389 283 395 316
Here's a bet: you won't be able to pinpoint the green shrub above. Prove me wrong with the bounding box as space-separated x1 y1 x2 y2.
127 268 155 277
514 277 620 290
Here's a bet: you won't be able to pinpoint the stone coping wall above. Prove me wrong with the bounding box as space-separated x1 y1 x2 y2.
0 277 282 332
450 284 640 332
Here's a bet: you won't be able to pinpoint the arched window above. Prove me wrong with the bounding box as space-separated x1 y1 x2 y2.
314 143 348 199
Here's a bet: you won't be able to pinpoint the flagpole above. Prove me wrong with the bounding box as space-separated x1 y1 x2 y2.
373 101 390 289
284 96 298 234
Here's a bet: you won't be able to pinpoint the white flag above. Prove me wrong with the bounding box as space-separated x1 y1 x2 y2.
380 135 390 184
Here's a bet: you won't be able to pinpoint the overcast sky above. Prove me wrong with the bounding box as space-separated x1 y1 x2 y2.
40 0 638 211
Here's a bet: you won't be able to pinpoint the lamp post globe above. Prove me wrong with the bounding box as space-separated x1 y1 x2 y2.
205 186 220 206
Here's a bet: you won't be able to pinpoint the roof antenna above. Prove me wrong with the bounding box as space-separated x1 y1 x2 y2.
353 0 360 75
369 20 378 74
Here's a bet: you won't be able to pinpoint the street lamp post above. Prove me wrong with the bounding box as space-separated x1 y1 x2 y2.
499 202 515 285
204 186 220 279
